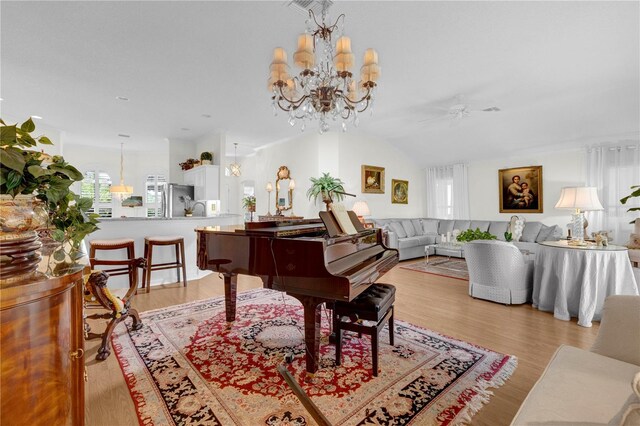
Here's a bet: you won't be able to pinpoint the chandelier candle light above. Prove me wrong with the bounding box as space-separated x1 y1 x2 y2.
268 3 380 133
110 142 133 196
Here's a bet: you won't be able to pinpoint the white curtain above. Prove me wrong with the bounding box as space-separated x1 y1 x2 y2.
426 163 470 219
585 142 640 243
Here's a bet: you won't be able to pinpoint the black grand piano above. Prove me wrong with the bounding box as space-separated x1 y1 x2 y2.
196 212 398 374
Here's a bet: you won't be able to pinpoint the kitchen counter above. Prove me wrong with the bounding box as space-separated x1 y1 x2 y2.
100 214 239 222
88 214 243 288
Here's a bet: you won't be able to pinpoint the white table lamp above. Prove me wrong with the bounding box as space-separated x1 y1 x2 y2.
352 201 371 224
555 187 603 241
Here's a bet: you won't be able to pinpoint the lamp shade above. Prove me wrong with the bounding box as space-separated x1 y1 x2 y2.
555 187 604 211
266 182 273 192
110 184 133 195
352 201 371 217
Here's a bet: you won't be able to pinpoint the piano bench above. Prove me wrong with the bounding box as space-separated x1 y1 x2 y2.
334 283 396 377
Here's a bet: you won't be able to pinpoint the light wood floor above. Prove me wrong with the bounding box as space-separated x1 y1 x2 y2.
84 262 600 425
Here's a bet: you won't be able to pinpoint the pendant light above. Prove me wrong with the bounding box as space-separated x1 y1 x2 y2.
229 143 241 177
110 142 133 195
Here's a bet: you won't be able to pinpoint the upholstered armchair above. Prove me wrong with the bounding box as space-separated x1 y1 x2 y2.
464 240 534 304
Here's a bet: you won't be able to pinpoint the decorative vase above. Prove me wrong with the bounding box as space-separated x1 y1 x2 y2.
0 194 48 283
201 160 212 165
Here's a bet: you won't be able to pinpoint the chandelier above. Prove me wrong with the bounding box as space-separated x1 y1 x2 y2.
110 142 133 196
268 3 380 134
229 143 241 177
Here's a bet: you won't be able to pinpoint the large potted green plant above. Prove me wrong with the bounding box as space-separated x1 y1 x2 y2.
242 195 256 221
620 185 640 224
1 117 99 275
306 172 346 211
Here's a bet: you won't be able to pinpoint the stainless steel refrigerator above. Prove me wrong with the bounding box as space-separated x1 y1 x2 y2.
163 184 195 218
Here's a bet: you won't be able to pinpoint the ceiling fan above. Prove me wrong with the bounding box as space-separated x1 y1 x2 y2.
419 94 501 124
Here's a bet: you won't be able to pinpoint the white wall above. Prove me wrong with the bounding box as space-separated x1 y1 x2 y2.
244 131 426 220
467 147 586 229
338 132 426 218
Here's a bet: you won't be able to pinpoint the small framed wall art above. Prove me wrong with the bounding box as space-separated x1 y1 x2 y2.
498 165 543 213
391 179 409 204
361 165 385 194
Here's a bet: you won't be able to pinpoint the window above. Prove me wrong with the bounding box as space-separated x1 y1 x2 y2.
81 171 113 218
586 143 640 241
426 164 469 219
146 175 167 217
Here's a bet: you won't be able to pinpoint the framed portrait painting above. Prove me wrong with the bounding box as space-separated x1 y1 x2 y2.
498 165 543 213
391 179 409 204
361 165 385 194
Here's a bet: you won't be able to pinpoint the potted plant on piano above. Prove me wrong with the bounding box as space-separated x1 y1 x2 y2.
242 195 256 221
307 173 346 211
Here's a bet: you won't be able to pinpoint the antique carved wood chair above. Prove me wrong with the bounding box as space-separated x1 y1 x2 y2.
84 258 145 360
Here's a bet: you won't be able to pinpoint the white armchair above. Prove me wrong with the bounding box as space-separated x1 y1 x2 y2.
464 240 533 304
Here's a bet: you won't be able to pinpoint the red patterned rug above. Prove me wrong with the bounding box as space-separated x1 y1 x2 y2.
401 257 469 281
112 289 516 425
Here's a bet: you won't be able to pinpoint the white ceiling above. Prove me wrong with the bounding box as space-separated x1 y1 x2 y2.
1 1 638 165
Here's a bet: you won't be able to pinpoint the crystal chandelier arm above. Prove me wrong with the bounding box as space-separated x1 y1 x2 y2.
273 83 309 112
341 84 374 112
309 10 346 43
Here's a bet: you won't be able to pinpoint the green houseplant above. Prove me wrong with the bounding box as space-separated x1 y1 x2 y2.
242 195 256 212
1 117 99 264
456 228 497 242
200 151 213 165
620 185 640 224
306 172 346 211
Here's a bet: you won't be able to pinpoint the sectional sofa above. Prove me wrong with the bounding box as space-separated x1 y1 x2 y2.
372 218 562 261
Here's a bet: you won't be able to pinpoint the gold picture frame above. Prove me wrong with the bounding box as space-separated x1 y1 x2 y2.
498 165 543 213
361 165 385 194
391 179 409 204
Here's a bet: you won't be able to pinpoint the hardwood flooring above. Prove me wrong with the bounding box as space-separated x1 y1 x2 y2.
84 261 600 425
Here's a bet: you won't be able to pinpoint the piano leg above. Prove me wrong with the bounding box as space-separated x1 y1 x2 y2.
223 273 237 322
290 295 326 375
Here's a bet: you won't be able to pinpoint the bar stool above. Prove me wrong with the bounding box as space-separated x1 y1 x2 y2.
141 236 187 292
89 238 137 290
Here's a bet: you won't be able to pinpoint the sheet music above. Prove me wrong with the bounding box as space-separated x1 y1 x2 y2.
331 203 358 235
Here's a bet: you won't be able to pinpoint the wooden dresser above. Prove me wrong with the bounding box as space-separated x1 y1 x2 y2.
0 266 85 425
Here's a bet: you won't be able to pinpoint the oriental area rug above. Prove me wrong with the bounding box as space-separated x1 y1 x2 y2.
112 289 516 425
401 257 470 281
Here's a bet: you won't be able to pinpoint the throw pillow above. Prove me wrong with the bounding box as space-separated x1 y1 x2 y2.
422 219 439 234
401 220 417 238
389 221 407 238
629 233 640 249
438 220 455 235
470 221 491 232
489 222 509 240
535 225 553 242
521 222 543 242
411 219 424 236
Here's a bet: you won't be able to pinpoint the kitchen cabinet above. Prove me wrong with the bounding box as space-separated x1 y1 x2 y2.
183 165 219 200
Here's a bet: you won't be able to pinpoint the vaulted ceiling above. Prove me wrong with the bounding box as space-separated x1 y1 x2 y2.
1 1 638 165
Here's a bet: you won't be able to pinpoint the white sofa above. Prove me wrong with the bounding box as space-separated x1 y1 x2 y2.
372 218 561 261
464 240 534 304
511 295 640 425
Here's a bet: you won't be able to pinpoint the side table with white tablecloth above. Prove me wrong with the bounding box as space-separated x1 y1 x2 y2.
533 240 639 327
